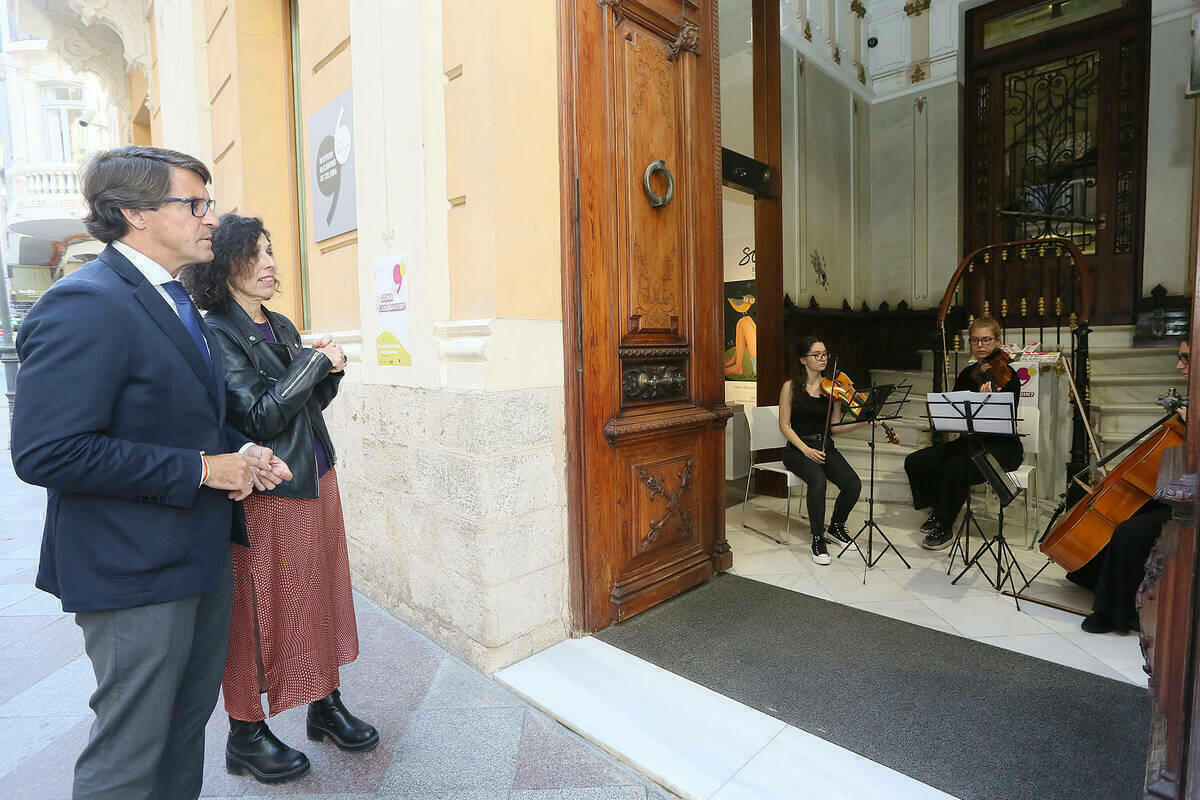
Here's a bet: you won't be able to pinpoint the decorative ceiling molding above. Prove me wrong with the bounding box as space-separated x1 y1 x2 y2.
903 0 931 17
909 61 926 83
65 0 149 72
850 0 867 18
45 17 130 114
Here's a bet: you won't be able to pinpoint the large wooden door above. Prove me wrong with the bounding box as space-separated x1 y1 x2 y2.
560 0 730 632
963 0 1149 325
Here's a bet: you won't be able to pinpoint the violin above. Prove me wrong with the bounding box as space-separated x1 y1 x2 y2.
819 372 900 445
970 348 1014 391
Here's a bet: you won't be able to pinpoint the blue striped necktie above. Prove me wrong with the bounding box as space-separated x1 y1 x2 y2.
161 280 214 377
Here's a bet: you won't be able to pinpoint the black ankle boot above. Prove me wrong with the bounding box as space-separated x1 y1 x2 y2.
226 717 310 783
307 689 379 752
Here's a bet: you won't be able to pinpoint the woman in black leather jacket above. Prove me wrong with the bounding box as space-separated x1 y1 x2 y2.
183 214 376 785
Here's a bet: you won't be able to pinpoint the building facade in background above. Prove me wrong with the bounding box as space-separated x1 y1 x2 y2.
21 0 1200 674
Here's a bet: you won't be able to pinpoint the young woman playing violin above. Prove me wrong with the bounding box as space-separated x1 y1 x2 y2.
779 336 877 565
904 316 1023 550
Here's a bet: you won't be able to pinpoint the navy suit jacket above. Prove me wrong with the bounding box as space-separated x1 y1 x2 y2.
11 245 249 613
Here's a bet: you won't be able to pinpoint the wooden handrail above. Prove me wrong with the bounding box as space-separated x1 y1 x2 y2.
935 237 1094 325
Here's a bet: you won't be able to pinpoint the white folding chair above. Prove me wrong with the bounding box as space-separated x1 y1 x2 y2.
741 405 806 545
1007 406 1040 547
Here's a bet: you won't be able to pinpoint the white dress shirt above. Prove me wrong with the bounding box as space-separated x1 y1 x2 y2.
112 241 252 485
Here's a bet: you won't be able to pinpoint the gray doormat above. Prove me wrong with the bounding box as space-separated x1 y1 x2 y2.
596 573 1149 800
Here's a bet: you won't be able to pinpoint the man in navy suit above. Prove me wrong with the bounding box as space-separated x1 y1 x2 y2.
11 147 291 800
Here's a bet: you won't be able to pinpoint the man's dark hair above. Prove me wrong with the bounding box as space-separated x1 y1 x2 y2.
80 146 212 243
181 214 275 311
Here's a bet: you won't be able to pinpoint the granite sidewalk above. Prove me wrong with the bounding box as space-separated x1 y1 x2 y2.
0 398 675 800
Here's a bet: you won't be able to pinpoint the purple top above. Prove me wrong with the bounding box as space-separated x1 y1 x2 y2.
255 320 331 477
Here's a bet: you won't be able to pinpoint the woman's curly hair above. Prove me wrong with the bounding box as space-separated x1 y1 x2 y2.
182 213 279 311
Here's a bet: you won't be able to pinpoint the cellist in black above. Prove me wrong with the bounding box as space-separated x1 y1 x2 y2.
1070 339 1189 634
904 317 1023 549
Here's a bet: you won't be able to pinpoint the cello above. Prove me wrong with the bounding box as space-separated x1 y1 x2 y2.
1040 391 1187 572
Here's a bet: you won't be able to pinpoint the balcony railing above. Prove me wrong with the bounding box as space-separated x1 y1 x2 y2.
8 163 88 241
11 163 82 198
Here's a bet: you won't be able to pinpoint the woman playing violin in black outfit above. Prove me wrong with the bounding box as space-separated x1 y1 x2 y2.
904 316 1023 550
779 336 877 565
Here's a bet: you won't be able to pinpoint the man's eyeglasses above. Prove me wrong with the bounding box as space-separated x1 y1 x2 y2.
969 336 996 346
1178 352 1190 365
161 197 216 218
805 351 829 360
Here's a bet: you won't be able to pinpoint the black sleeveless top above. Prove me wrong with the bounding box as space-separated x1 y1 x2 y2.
787 381 830 438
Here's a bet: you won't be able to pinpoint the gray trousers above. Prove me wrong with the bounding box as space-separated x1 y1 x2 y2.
72 557 233 800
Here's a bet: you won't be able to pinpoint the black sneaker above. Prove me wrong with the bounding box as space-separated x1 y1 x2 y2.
811 534 831 565
920 513 940 534
921 524 954 550
824 522 858 552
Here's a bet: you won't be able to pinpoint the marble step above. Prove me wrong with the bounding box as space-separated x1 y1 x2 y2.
1089 374 1183 405
837 440 915 474
838 416 934 447
1087 347 1180 376
746 470 916 509
1094 402 1171 434
868 368 932 396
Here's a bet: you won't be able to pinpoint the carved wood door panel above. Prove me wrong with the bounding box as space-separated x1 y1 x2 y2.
563 0 730 631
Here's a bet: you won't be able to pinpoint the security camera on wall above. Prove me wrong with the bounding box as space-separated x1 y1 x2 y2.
77 110 96 128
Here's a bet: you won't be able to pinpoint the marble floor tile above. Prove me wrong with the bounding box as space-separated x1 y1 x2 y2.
709 725 956 800
418 656 527 712
725 548 808 578
0 543 40 562
921 595 1054 638
0 655 94 718
0 583 37 610
811 568 916 605
0 714 88 776
1120 666 1150 688
512 709 646 791
848 600 958 635
747 573 834 602
1060 630 1147 675
0 590 63 616
496 637 785 800
972 633 1127 682
890 565 996 601
509 786 650 799
379 707 525 793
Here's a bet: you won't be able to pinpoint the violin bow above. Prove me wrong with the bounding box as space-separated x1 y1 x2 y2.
1060 356 1107 475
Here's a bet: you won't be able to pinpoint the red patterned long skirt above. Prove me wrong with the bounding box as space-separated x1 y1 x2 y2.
223 468 359 721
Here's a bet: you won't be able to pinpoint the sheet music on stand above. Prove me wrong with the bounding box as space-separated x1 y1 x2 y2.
925 391 1017 436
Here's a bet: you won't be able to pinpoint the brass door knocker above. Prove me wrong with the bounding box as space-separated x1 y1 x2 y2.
643 160 675 208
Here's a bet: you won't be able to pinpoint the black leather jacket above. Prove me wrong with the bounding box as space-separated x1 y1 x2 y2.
203 302 343 499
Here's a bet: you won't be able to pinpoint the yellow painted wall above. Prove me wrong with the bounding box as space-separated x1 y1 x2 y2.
203 0 301 325
443 0 562 322
294 0 358 333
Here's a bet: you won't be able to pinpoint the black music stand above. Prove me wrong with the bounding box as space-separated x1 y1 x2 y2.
939 397 1028 606
925 393 1022 588
833 382 912 572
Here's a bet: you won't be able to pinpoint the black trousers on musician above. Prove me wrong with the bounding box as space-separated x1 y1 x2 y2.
904 435 1023 527
1067 500 1171 632
782 442 862 537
